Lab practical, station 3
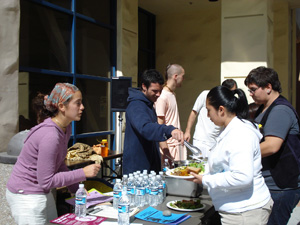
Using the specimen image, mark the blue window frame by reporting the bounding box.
[19,0,117,147]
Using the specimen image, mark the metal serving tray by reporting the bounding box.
[165,176,202,198]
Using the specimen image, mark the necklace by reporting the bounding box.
[54,118,67,129]
[165,85,175,95]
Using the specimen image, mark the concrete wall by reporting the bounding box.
[221,0,273,104]
[273,1,293,102]
[155,6,221,132]
[0,1,19,221]
[153,0,296,133]
[0,0,20,152]
[116,0,138,83]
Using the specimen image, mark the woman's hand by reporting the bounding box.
[83,163,101,177]
[188,172,203,185]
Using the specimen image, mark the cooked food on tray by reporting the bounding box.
[170,199,203,209]
[171,162,205,176]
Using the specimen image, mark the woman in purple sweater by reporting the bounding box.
[6,83,101,224]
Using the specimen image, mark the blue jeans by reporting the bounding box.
[267,188,300,225]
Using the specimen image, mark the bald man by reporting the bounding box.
[155,64,186,164]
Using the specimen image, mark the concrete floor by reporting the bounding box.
[0,163,16,225]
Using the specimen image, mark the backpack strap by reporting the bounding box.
[258,95,300,131]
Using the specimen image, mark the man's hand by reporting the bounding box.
[171,129,184,144]
[83,163,101,177]
[184,110,198,142]
[184,132,191,142]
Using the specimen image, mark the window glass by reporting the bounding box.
[19,0,116,146]
[44,0,71,9]
[138,9,155,86]
[76,78,109,134]
[19,1,72,72]
[76,19,111,77]
[138,12,150,50]
[77,0,111,24]
[19,72,72,130]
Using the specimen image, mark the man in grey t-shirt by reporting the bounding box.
[245,66,300,225]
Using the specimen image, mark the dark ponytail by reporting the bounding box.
[207,86,249,120]
[32,93,57,124]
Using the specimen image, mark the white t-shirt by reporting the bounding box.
[192,90,221,154]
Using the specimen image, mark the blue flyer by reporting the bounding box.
[135,207,191,224]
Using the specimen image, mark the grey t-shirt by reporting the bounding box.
[255,104,299,190]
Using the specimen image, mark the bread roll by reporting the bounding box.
[187,166,201,174]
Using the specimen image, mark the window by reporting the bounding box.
[138,8,156,87]
[19,0,117,146]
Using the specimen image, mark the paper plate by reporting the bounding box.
[166,200,206,212]
[165,168,194,179]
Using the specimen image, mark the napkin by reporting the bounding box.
[65,188,113,208]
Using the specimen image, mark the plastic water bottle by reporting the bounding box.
[156,175,164,204]
[75,183,87,217]
[163,159,170,173]
[118,186,130,225]
[159,171,167,200]
[135,176,145,207]
[127,174,136,207]
[113,179,123,209]
[149,175,158,206]
[122,174,128,188]
[143,174,149,205]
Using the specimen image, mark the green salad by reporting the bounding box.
[170,199,203,209]
[188,162,205,172]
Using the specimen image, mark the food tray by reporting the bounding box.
[165,176,202,198]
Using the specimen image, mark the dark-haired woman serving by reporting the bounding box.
[190,86,273,225]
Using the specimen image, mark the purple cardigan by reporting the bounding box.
[7,118,86,194]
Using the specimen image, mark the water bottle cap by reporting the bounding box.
[79,183,84,188]
[116,178,121,182]
[123,174,128,178]
[165,159,168,162]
